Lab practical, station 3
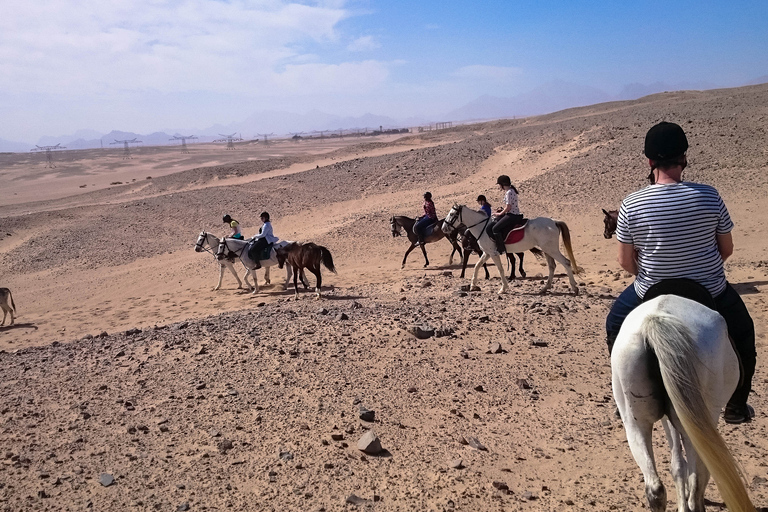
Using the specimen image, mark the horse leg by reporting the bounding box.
[470,253,489,290]
[263,265,271,285]
[448,238,462,266]
[517,252,526,278]
[614,378,667,512]
[661,417,691,512]
[541,254,556,294]
[292,266,300,299]
[401,243,417,269]
[420,243,429,268]
[548,249,579,294]
[489,253,509,294]
[215,264,225,290]
[300,269,310,289]
[247,269,260,294]
[312,266,322,299]
[507,252,515,281]
[460,247,470,278]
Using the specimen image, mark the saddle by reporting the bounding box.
[246,241,274,262]
[503,220,528,245]
[423,220,440,238]
[643,278,743,385]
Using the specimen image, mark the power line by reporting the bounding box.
[170,135,198,153]
[213,133,243,150]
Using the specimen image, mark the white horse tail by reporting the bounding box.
[554,220,583,274]
[642,313,755,512]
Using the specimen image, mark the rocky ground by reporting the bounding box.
[2,84,768,511]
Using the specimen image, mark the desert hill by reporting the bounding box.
[1,84,767,511]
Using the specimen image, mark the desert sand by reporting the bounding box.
[1,85,767,511]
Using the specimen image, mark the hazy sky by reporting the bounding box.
[2,0,767,142]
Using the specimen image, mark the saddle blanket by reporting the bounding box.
[504,221,528,245]
[246,241,274,262]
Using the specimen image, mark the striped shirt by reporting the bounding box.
[616,182,733,299]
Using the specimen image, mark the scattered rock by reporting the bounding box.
[336,313,349,321]
[488,342,502,354]
[359,406,375,422]
[464,436,487,451]
[217,439,234,454]
[473,385,485,392]
[346,494,370,506]
[177,503,190,511]
[125,328,141,336]
[407,325,435,339]
[357,431,382,455]
[492,481,509,491]
[449,458,464,469]
[530,340,548,347]
[317,308,328,315]
[516,379,531,390]
[407,386,417,393]
[99,473,114,487]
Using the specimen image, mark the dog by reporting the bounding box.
[0,288,16,326]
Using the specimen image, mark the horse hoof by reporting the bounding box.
[572,287,580,296]
[470,285,481,292]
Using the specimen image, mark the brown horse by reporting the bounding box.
[390,215,462,268]
[276,242,337,299]
[602,209,618,239]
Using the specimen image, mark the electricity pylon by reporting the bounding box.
[213,133,242,150]
[31,143,66,168]
[170,135,198,153]
[110,138,142,159]
[257,133,275,145]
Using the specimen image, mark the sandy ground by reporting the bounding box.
[1,85,768,511]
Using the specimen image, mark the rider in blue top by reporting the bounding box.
[476,195,492,217]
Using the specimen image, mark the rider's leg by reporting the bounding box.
[414,217,429,245]
[491,214,515,254]
[715,283,756,422]
[605,284,642,354]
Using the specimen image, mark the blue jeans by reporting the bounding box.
[413,216,435,242]
[606,282,756,408]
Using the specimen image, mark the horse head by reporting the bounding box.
[195,231,207,252]
[602,209,618,239]
[275,244,290,268]
[442,204,462,234]
[215,238,228,260]
[390,216,402,237]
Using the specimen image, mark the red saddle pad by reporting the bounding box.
[504,224,526,245]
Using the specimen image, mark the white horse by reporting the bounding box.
[216,237,306,294]
[612,295,754,512]
[194,231,255,291]
[442,204,581,295]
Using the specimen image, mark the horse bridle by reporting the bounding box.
[196,232,217,257]
[216,237,244,261]
[444,205,490,236]
[390,217,402,237]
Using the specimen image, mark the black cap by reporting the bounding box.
[644,122,688,161]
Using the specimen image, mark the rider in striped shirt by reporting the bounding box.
[606,122,756,424]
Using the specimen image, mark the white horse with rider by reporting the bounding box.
[194,231,255,291]
[216,237,307,294]
[442,204,581,295]
[612,291,755,511]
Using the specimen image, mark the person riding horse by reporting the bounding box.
[413,192,438,246]
[606,121,756,424]
[486,175,524,255]
[248,211,278,270]
[223,214,244,240]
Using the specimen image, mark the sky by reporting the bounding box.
[1,0,767,142]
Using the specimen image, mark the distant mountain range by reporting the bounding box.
[2,77,766,153]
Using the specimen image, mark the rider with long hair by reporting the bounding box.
[606,121,756,424]
[223,214,244,240]
[486,175,524,254]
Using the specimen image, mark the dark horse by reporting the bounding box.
[276,242,337,299]
[390,215,462,268]
[602,209,618,239]
[459,231,542,280]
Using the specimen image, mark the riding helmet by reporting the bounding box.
[260,211,270,221]
[496,175,511,187]
[423,191,432,200]
[222,214,232,223]
[644,122,688,161]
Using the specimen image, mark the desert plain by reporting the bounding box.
[1,85,768,511]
